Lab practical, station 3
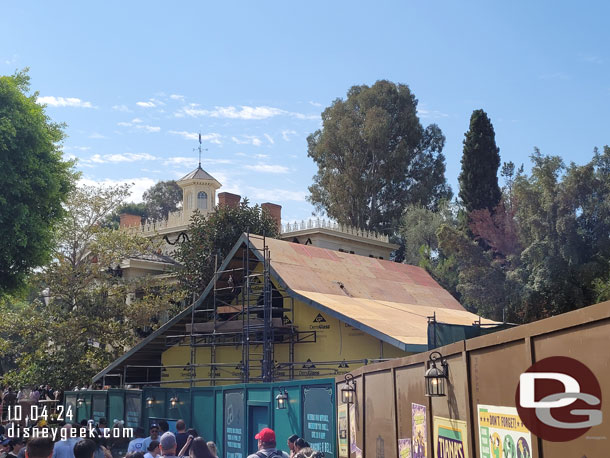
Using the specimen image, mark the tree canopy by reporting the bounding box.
[458,109,502,213]
[175,199,279,296]
[142,180,182,220]
[0,70,75,293]
[307,80,452,234]
[433,146,610,322]
[0,184,180,388]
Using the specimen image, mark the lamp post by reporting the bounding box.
[424,351,449,397]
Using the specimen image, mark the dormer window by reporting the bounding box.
[197,191,208,210]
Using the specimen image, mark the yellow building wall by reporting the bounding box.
[161,292,410,387]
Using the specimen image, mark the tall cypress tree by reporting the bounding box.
[458,109,502,213]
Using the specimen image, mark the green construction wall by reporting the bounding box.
[65,378,335,458]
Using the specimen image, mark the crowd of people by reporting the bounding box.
[1,384,324,458]
[0,414,323,458]
[1,387,63,421]
[248,429,322,458]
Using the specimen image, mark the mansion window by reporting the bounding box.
[197,191,208,210]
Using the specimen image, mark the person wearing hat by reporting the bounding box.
[158,432,180,458]
[142,424,161,452]
[247,428,289,458]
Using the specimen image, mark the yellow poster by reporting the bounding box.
[349,404,357,452]
[433,416,469,458]
[338,404,348,457]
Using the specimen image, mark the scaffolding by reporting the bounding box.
[117,233,385,387]
[169,232,302,386]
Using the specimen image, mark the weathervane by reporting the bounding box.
[194,132,208,168]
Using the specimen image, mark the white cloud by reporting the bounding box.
[63,145,91,152]
[175,104,319,120]
[78,177,156,203]
[168,130,222,144]
[282,129,298,141]
[164,156,233,167]
[112,104,131,112]
[89,132,107,139]
[139,125,161,133]
[244,163,290,174]
[264,133,274,144]
[539,72,571,80]
[136,101,156,108]
[37,96,94,108]
[232,135,262,146]
[247,187,306,201]
[170,94,185,100]
[309,101,323,107]
[582,55,603,64]
[418,108,449,119]
[117,121,160,133]
[88,153,157,164]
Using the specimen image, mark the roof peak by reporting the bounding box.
[178,164,221,184]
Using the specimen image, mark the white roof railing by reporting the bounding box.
[281,218,389,243]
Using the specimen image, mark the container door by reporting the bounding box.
[248,405,269,453]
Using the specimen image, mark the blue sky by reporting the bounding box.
[2,1,609,224]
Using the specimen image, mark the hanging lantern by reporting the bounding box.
[341,374,356,404]
[424,351,449,397]
[275,388,288,410]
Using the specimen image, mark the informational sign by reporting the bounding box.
[398,438,412,458]
[412,403,427,458]
[349,404,357,453]
[225,391,245,458]
[433,417,469,458]
[303,386,334,457]
[125,394,141,428]
[92,394,106,423]
[478,405,532,458]
[338,404,348,457]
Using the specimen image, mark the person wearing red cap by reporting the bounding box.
[246,428,289,458]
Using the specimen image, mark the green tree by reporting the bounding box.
[175,199,279,295]
[458,109,502,213]
[400,202,455,265]
[143,180,182,220]
[0,184,180,388]
[307,80,452,234]
[438,146,610,323]
[0,69,75,293]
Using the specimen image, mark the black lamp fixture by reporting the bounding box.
[424,351,449,397]
[146,396,155,408]
[170,396,179,408]
[341,373,356,404]
[275,387,288,410]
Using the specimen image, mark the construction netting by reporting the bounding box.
[427,319,517,350]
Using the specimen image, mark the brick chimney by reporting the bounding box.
[218,192,241,208]
[119,213,143,228]
[262,202,282,233]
